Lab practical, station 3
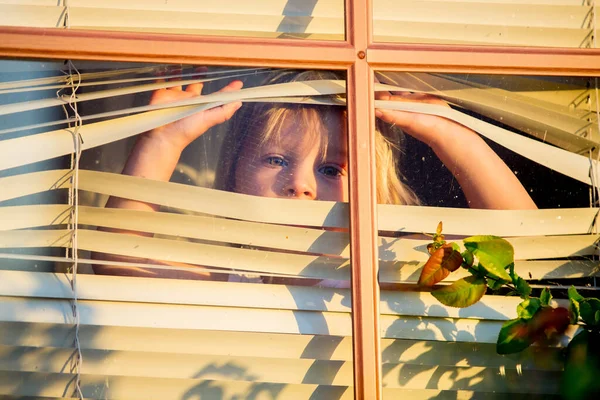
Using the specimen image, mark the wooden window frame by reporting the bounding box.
[0,1,599,398]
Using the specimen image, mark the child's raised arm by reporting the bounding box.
[375,92,537,210]
[107,80,243,212]
[93,80,243,278]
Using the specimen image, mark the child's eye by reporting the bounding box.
[319,164,344,177]
[265,156,288,167]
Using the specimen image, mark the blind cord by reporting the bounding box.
[65,59,84,400]
[63,0,70,29]
[62,1,83,397]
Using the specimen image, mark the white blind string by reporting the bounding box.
[63,0,71,29]
[62,1,82,396]
[65,59,84,400]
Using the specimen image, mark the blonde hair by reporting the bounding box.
[214,70,419,205]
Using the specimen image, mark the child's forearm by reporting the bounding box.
[93,135,182,273]
[431,123,537,210]
[105,135,182,212]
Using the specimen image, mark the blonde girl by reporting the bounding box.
[214,69,419,206]
[95,69,535,278]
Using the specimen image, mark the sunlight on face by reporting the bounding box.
[234,111,348,202]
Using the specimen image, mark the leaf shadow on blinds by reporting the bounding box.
[0,62,598,398]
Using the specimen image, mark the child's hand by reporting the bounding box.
[374,91,477,151]
[144,80,243,152]
[110,78,243,207]
[374,90,536,210]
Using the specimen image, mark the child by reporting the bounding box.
[95,69,536,279]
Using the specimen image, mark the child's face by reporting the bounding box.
[234,111,348,202]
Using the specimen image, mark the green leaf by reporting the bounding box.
[568,286,584,325]
[427,221,446,254]
[568,286,585,303]
[418,244,463,287]
[479,263,512,284]
[517,298,542,320]
[514,276,532,299]
[528,307,570,341]
[540,287,552,306]
[463,235,513,283]
[579,299,600,327]
[461,250,474,268]
[496,318,534,354]
[431,276,487,308]
[569,298,580,325]
[561,330,600,400]
[508,262,516,281]
[488,277,504,291]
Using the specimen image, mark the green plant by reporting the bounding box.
[420,222,600,398]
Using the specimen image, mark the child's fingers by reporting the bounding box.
[388,91,449,107]
[167,67,184,91]
[374,90,392,101]
[201,101,243,129]
[185,82,203,96]
[375,108,413,127]
[189,80,243,131]
[218,80,244,93]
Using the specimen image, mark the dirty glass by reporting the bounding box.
[374,71,599,398]
[0,60,355,398]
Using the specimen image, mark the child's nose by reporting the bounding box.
[283,171,317,200]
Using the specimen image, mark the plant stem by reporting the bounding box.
[466,266,517,291]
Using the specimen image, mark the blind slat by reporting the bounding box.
[0,345,356,386]
[5,169,596,235]
[4,203,597,257]
[375,24,591,48]
[0,0,343,17]
[0,5,63,28]
[0,270,579,321]
[377,73,598,154]
[380,259,599,283]
[374,1,590,28]
[0,371,354,400]
[0,344,562,392]
[1,228,594,281]
[0,296,581,344]
[0,321,565,370]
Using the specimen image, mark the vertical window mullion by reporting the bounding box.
[346,0,381,399]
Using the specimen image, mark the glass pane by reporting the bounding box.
[0,60,353,398]
[0,0,345,41]
[374,71,599,398]
[373,0,596,48]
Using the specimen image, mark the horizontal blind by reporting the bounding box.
[376,71,600,169]
[373,0,596,48]
[0,62,597,398]
[0,0,595,48]
[0,274,572,397]
[0,0,345,40]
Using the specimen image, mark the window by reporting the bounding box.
[374,71,598,397]
[0,1,598,399]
